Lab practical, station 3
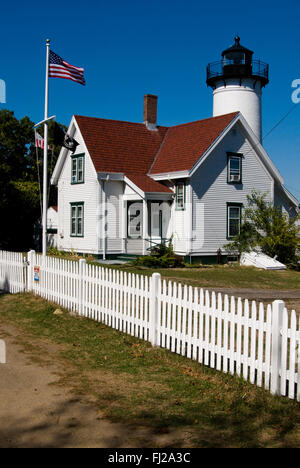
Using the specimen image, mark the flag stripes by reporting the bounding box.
[49,50,85,85]
[35,131,51,150]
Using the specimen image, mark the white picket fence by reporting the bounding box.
[1,249,300,402]
[28,251,152,342]
[0,250,26,293]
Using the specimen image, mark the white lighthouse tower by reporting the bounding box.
[206,36,269,142]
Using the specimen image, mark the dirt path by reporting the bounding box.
[203,288,300,314]
[0,321,184,448]
[204,287,300,300]
[160,282,300,312]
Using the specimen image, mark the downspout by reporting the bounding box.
[187,181,193,262]
[143,198,148,255]
[101,179,107,260]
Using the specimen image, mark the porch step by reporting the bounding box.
[93,259,129,265]
[115,254,140,262]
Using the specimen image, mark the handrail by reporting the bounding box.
[206,59,269,81]
[145,238,169,252]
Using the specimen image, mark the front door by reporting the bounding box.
[126,200,171,254]
[126,201,143,254]
[149,201,171,241]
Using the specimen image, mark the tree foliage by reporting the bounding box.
[225,191,300,265]
[0,109,64,251]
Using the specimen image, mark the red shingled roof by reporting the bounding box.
[75,115,168,174]
[126,173,172,193]
[149,112,238,174]
[74,112,238,193]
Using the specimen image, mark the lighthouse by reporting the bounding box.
[206,36,269,142]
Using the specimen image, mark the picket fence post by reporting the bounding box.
[27,250,35,292]
[270,299,284,396]
[78,258,86,316]
[149,272,161,347]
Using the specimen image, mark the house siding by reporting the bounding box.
[190,123,273,256]
[171,183,190,254]
[274,183,298,219]
[57,128,99,254]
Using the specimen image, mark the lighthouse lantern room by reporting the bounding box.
[206,36,269,142]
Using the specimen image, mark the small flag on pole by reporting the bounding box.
[53,122,79,154]
[49,50,85,85]
[35,130,52,150]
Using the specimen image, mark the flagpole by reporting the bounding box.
[42,38,50,257]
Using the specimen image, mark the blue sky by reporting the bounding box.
[1,0,300,200]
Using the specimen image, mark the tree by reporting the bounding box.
[0,109,34,179]
[0,109,65,251]
[224,191,300,265]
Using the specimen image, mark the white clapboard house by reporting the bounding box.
[51,37,299,263]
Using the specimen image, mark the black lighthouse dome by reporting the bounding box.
[222,35,253,64]
[206,36,269,88]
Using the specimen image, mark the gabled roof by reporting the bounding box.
[74,115,168,175]
[74,115,172,194]
[125,173,172,194]
[149,112,238,175]
[73,113,239,193]
[52,109,298,205]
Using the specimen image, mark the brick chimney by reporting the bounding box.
[143,94,158,130]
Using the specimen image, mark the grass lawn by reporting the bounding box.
[49,251,300,290]
[48,255,300,313]
[1,292,300,448]
[113,264,300,290]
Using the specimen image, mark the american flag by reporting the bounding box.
[35,131,52,150]
[49,50,85,85]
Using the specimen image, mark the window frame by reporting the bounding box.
[127,201,143,239]
[175,182,186,211]
[226,202,242,239]
[227,152,243,184]
[224,52,246,65]
[71,153,85,184]
[149,202,163,239]
[70,202,84,237]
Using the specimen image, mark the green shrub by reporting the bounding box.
[225,191,300,266]
[132,239,184,268]
[47,247,72,257]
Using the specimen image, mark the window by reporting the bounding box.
[224,52,245,65]
[127,202,142,238]
[71,154,85,184]
[227,203,242,238]
[175,182,185,210]
[150,202,162,238]
[70,202,84,237]
[227,153,242,184]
